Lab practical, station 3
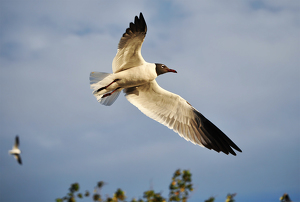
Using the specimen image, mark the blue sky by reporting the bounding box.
[0,0,299,202]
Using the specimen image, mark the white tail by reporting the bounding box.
[90,72,121,106]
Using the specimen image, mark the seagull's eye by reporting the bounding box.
[162,65,165,68]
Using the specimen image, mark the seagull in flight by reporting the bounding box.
[9,135,22,165]
[90,13,242,155]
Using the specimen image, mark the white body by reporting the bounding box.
[9,136,22,164]
[91,63,157,95]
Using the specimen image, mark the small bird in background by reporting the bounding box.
[9,135,22,165]
[90,13,242,155]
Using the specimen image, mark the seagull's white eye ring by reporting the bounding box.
[162,65,165,68]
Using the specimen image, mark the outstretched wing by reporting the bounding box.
[15,154,22,165]
[112,12,147,73]
[14,135,19,149]
[124,80,242,155]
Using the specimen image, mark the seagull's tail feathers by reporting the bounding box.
[90,72,111,83]
[89,72,121,106]
[98,88,121,106]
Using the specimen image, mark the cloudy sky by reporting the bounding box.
[0,0,299,202]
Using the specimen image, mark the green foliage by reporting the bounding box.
[204,193,237,202]
[56,169,193,202]
[225,193,236,202]
[56,181,108,202]
[204,197,215,202]
[280,193,292,202]
[56,169,293,202]
[169,169,193,202]
[142,190,166,202]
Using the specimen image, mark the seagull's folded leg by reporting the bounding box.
[102,87,121,98]
[95,79,120,94]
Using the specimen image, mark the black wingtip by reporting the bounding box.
[15,135,20,146]
[137,12,147,33]
[121,13,147,37]
[192,108,242,156]
[139,12,145,23]
[118,13,147,50]
[133,12,147,34]
[18,157,22,165]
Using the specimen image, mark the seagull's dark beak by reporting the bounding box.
[168,69,177,73]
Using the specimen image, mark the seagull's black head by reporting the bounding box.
[155,63,177,76]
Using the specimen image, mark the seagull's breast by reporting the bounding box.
[115,63,157,88]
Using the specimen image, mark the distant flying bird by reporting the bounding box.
[9,135,22,165]
[90,13,242,155]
